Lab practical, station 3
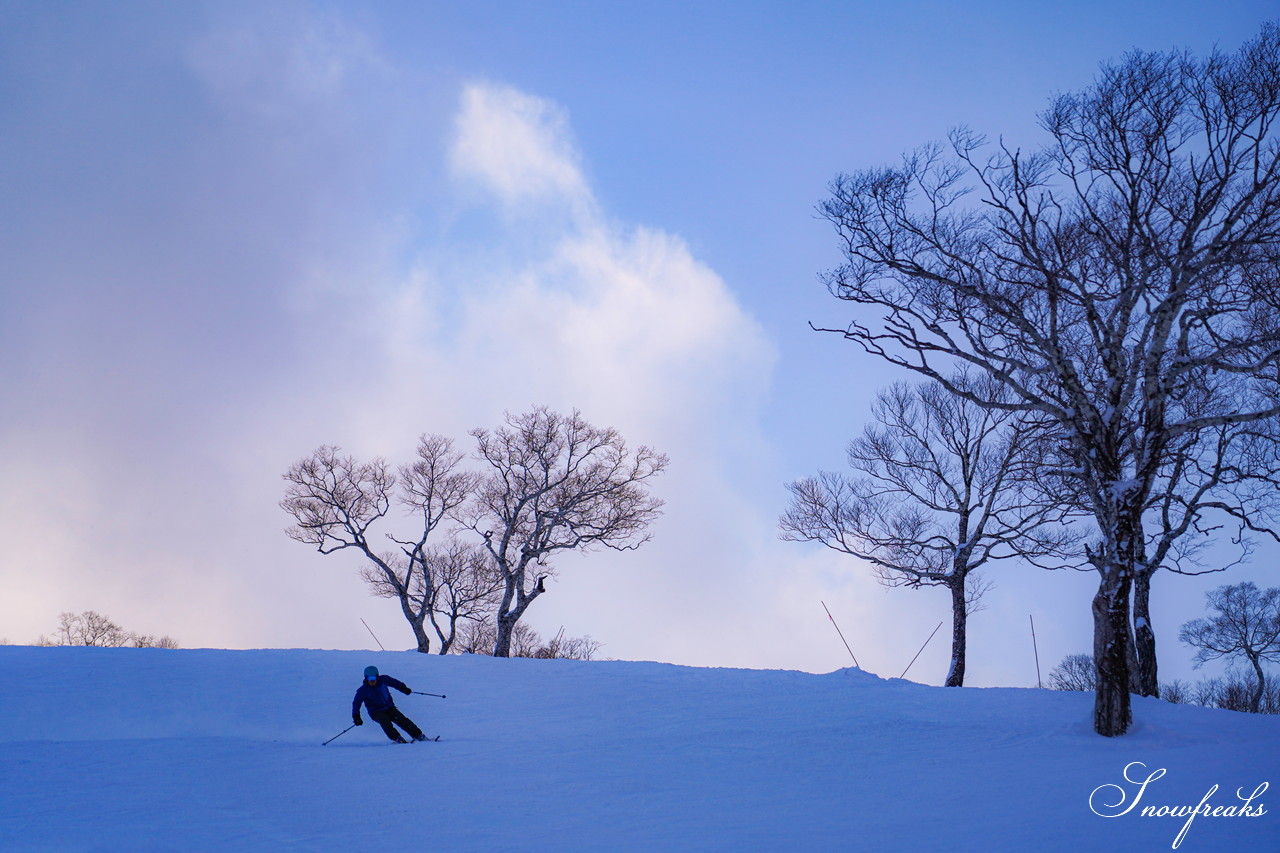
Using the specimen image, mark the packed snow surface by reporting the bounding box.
[0,647,1276,851]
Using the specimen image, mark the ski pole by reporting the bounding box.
[412,691,446,698]
[323,723,357,746]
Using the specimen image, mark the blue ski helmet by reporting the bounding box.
[364,665,379,680]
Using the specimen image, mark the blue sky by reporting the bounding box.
[2,1,1276,686]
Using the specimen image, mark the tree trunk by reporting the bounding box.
[1124,618,1141,694]
[493,611,516,657]
[399,598,431,654]
[437,619,456,656]
[410,620,431,654]
[492,565,542,657]
[1131,569,1158,697]
[945,577,967,687]
[1093,566,1134,737]
[1249,653,1266,714]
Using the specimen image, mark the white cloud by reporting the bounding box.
[0,28,782,667]
[440,83,773,437]
[348,82,781,665]
[449,83,595,218]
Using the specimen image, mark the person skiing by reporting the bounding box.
[352,665,427,743]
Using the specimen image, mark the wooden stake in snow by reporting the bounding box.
[821,601,860,668]
[1030,615,1043,689]
[361,618,386,652]
[899,621,943,680]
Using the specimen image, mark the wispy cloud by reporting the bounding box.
[450,83,594,216]
[439,83,772,433]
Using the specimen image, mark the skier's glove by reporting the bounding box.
[399,685,412,695]
[353,715,363,726]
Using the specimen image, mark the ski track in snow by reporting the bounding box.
[0,647,1276,851]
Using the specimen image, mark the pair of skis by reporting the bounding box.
[322,728,441,746]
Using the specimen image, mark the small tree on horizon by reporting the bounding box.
[1047,653,1098,692]
[1180,582,1280,714]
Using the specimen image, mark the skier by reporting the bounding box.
[352,665,427,743]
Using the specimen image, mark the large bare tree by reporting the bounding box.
[781,375,1076,686]
[464,407,668,657]
[281,436,492,653]
[815,26,1280,734]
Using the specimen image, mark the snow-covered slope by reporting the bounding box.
[0,646,1275,851]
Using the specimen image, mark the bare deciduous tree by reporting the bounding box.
[282,436,491,653]
[1048,653,1098,692]
[1034,402,1280,698]
[815,26,1280,734]
[465,407,667,657]
[1180,582,1280,713]
[131,634,181,649]
[782,375,1076,686]
[58,610,131,647]
[361,538,499,655]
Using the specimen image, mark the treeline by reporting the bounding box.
[1045,581,1280,715]
[1051,654,1280,715]
[18,611,180,649]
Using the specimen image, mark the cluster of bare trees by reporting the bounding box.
[34,611,179,649]
[1051,581,1280,715]
[1180,582,1280,713]
[795,23,1280,735]
[453,621,604,660]
[282,406,666,657]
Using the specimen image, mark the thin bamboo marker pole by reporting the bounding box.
[821,601,860,668]
[361,618,387,652]
[1030,615,1043,688]
[899,620,943,680]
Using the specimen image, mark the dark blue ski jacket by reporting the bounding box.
[352,675,410,718]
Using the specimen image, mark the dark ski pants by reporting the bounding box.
[369,706,423,742]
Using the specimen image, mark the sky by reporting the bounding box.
[1,0,1277,687]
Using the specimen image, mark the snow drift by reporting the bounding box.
[0,646,1275,851]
